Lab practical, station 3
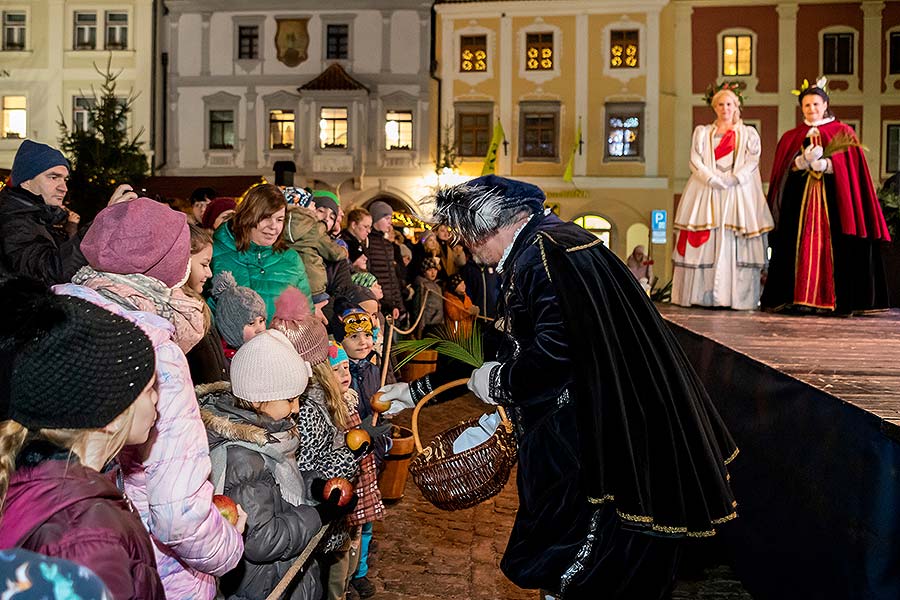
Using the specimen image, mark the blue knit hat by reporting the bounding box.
[328,342,348,367]
[11,140,70,187]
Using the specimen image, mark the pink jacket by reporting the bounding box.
[55,283,244,599]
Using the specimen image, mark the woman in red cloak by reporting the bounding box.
[761,78,890,314]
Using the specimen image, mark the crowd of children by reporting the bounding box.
[0,178,495,600]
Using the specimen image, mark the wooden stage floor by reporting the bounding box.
[658,304,900,432]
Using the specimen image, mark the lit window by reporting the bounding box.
[385,110,413,151]
[269,110,294,150]
[886,124,900,173]
[573,214,612,248]
[73,97,96,132]
[520,110,557,158]
[722,34,751,76]
[610,30,639,69]
[209,110,234,149]
[2,96,26,139]
[319,107,348,149]
[460,35,487,72]
[526,33,553,71]
[74,12,97,50]
[105,12,127,50]
[238,26,259,60]
[326,24,349,60]
[605,102,643,160]
[823,32,854,75]
[2,12,26,51]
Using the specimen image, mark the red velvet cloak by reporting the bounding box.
[767,120,891,242]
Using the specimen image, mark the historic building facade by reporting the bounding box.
[159,0,433,212]
[0,0,154,169]
[434,0,672,263]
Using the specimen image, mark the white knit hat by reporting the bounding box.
[231,330,312,402]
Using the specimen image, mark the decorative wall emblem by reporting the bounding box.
[275,18,310,67]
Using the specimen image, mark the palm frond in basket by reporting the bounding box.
[823,131,868,158]
[393,321,483,370]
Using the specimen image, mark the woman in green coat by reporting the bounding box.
[212,184,312,323]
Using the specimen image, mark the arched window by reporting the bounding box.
[573,214,613,248]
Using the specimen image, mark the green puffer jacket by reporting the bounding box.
[212,222,313,323]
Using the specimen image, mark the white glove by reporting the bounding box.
[794,155,810,171]
[708,176,728,190]
[809,158,830,173]
[467,361,501,405]
[804,144,824,162]
[378,383,414,415]
[722,173,739,187]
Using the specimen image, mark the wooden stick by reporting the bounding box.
[264,524,329,600]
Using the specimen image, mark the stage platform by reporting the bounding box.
[658,305,900,600]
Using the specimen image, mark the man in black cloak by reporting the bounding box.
[380,175,738,599]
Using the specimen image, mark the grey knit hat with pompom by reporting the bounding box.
[210,271,267,348]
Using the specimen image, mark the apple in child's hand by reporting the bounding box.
[213,494,239,526]
[345,428,372,452]
[323,477,355,507]
[369,392,392,414]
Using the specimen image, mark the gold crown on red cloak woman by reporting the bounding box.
[703,81,746,106]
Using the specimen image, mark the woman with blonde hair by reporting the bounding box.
[0,278,164,599]
[211,183,313,323]
[672,83,774,309]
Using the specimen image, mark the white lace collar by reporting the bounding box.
[803,117,835,127]
[497,211,543,273]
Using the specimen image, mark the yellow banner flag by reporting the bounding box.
[481,120,505,176]
[563,120,582,182]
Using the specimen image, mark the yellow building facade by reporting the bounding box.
[434,0,675,276]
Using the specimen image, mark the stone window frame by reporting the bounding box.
[602,19,647,83]
[518,100,561,162]
[818,26,859,92]
[455,24,494,86]
[454,101,494,159]
[203,91,241,153]
[233,15,265,68]
[262,90,301,154]
[517,19,561,85]
[716,28,759,95]
[2,9,28,52]
[320,13,356,67]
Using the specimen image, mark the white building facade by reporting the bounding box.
[0,0,154,170]
[160,0,434,211]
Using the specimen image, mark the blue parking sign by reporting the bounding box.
[651,210,667,244]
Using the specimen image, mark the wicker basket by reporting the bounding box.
[408,379,517,511]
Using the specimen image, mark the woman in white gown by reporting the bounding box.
[672,84,774,310]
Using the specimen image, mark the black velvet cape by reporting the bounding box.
[537,221,738,537]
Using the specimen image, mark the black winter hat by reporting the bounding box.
[0,277,156,430]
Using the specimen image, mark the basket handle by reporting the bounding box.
[410,378,511,453]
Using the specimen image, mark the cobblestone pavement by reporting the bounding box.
[367,392,754,600]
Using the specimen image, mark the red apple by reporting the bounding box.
[345,428,371,452]
[369,391,391,414]
[213,494,238,526]
[323,477,354,507]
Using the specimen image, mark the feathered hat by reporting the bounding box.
[430,175,545,247]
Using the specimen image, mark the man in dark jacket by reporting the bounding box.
[0,139,136,284]
[364,200,405,320]
[379,175,739,600]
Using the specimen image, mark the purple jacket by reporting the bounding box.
[0,456,165,600]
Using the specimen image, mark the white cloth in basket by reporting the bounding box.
[452,412,501,454]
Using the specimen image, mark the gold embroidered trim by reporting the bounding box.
[566,238,604,252]
[537,236,552,284]
[710,511,739,525]
[588,495,615,504]
[724,447,740,465]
